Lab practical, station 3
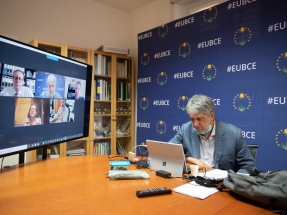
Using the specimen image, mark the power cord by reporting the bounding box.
[128,145,149,169]
[135,160,150,169]
[128,144,148,162]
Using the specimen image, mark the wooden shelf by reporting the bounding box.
[91,50,134,156]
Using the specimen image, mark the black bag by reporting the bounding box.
[223,170,287,213]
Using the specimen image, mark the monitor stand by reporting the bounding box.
[18,145,48,165]
[19,152,25,164]
[42,146,48,160]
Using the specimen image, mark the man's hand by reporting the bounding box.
[186,157,213,171]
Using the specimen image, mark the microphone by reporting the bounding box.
[182,174,195,180]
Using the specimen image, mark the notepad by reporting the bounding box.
[173,181,219,199]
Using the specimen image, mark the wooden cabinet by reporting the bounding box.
[91,51,134,155]
[29,39,66,56]
[27,39,92,162]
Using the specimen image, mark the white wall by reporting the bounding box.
[0,0,130,50]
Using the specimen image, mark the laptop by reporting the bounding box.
[146,140,188,176]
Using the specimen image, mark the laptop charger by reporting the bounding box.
[128,152,135,162]
[156,170,171,178]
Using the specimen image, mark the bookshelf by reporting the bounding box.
[28,39,92,162]
[90,50,134,156]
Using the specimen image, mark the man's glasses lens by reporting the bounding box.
[13,77,23,80]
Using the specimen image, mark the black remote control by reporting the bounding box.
[136,187,172,197]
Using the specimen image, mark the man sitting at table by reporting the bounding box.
[169,94,256,172]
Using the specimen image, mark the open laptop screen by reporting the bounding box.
[146,140,188,176]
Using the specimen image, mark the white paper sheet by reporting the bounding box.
[173,181,219,199]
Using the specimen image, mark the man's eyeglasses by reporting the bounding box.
[13,77,23,81]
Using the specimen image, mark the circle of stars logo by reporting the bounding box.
[276,52,287,73]
[37,86,41,93]
[140,97,149,110]
[233,93,251,112]
[178,42,191,57]
[157,72,168,86]
[158,24,168,38]
[156,120,166,134]
[275,129,287,150]
[178,96,188,111]
[141,53,150,65]
[202,64,217,81]
[203,7,218,23]
[234,27,252,46]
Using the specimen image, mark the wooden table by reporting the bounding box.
[0,156,273,215]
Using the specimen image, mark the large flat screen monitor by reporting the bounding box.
[0,35,92,157]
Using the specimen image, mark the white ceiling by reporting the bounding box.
[92,0,201,12]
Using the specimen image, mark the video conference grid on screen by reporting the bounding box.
[0,35,92,157]
[1,63,86,99]
[0,63,86,127]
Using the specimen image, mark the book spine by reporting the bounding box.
[96,79,101,100]
[97,54,102,75]
[101,56,106,75]
[123,82,127,101]
[94,54,98,74]
[120,82,123,101]
[124,60,127,78]
[127,83,131,101]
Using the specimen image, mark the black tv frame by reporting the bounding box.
[0,35,93,162]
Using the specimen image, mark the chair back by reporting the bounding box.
[247,144,259,160]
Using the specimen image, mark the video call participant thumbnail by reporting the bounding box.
[24,104,42,126]
[70,81,84,100]
[50,99,69,123]
[2,70,34,97]
[40,74,62,98]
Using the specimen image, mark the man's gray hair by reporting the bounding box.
[13,69,24,77]
[186,94,215,116]
[46,74,57,85]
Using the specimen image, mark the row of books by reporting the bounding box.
[94,54,111,76]
[2,64,37,78]
[2,64,25,76]
[117,82,131,101]
[94,141,110,155]
[93,141,128,156]
[94,79,131,101]
[116,141,127,156]
[93,54,132,78]
[116,60,131,78]
[66,148,86,156]
[94,79,111,100]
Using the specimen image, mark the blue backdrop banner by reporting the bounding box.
[137,0,287,172]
